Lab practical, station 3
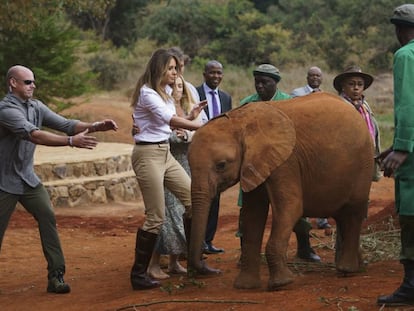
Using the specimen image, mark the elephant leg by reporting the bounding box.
[334,201,367,274]
[234,186,268,289]
[265,178,301,290]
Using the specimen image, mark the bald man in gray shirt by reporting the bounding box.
[0,65,118,294]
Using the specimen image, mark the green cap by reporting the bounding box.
[253,64,281,82]
[391,4,414,27]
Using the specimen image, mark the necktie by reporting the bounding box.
[312,88,321,93]
[209,90,220,117]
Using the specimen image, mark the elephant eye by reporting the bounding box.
[215,161,226,171]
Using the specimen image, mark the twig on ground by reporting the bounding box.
[115,299,262,310]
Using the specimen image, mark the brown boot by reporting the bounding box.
[130,229,160,290]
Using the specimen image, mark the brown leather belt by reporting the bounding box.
[136,140,169,145]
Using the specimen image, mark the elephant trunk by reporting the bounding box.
[187,189,221,276]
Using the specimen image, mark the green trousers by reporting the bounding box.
[0,183,65,279]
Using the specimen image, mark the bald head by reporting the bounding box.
[203,60,223,89]
[7,65,33,81]
[204,60,222,72]
[6,65,36,100]
[307,66,322,76]
[307,66,323,89]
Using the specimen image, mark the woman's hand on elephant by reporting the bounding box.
[382,150,409,177]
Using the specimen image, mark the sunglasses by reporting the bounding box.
[13,77,35,85]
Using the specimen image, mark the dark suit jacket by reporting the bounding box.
[196,85,232,119]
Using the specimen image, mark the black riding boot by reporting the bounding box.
[294,218,321,262]
[130,228,160,290]
[183,217,221,275]
[377,261,414,305]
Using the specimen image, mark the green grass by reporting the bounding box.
[376,113,394,149]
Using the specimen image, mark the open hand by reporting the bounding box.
[188,100,208,120]
[72,129,98,149]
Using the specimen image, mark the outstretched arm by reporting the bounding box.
[29,119,118,149]
[30,129,97,149]
[74,119,118,134]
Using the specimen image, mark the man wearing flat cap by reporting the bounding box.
[377,4,414,307]
[240,64,290,104]
[237,64,322,263]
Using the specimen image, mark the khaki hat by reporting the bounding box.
[390,4,414,27]
[253,64,281,82]
[333,65,374,93]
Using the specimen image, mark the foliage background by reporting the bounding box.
[0,0,402,146]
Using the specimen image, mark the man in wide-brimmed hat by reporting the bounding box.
[377,4,414,307]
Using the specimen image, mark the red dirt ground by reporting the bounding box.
[0,177,405,311]
[0,95,404,310]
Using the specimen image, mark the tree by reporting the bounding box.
[65,0,149,46]
[0,0,94,101]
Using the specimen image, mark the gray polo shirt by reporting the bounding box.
[0,93,79,194]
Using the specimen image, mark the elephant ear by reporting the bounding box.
[240,107,296,192]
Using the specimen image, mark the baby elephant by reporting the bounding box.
[187,92,374,290]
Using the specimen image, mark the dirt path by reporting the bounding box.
[0,178,403,311]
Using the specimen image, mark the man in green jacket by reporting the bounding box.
[237,64,321,263]
[377,4,414,306]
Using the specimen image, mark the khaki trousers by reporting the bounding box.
[131,144,191,234]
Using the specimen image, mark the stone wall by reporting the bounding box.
[34,144,141,208]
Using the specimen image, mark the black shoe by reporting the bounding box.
[297,250,321,262]
[47,271,71,294]
[203,244,224,254]
[131,274,160,290]
[377,292,414,306]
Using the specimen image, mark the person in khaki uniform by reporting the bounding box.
[377,4,414,306]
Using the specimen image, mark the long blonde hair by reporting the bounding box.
[174,74,196,115]
[130,49,180,107]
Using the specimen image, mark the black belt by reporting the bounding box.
[136,140,169,145]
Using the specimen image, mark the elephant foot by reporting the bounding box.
[267,269,295,291]
[234,271,261,289]
[336,258,361,274]
[187,261,221,278]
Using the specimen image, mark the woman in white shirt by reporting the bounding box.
[129,49,208,290]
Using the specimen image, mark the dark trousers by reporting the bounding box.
[0,184,65,279]
[205,194,220,245]
[400,215,414,262]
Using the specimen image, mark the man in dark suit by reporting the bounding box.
[196,60,232,254]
